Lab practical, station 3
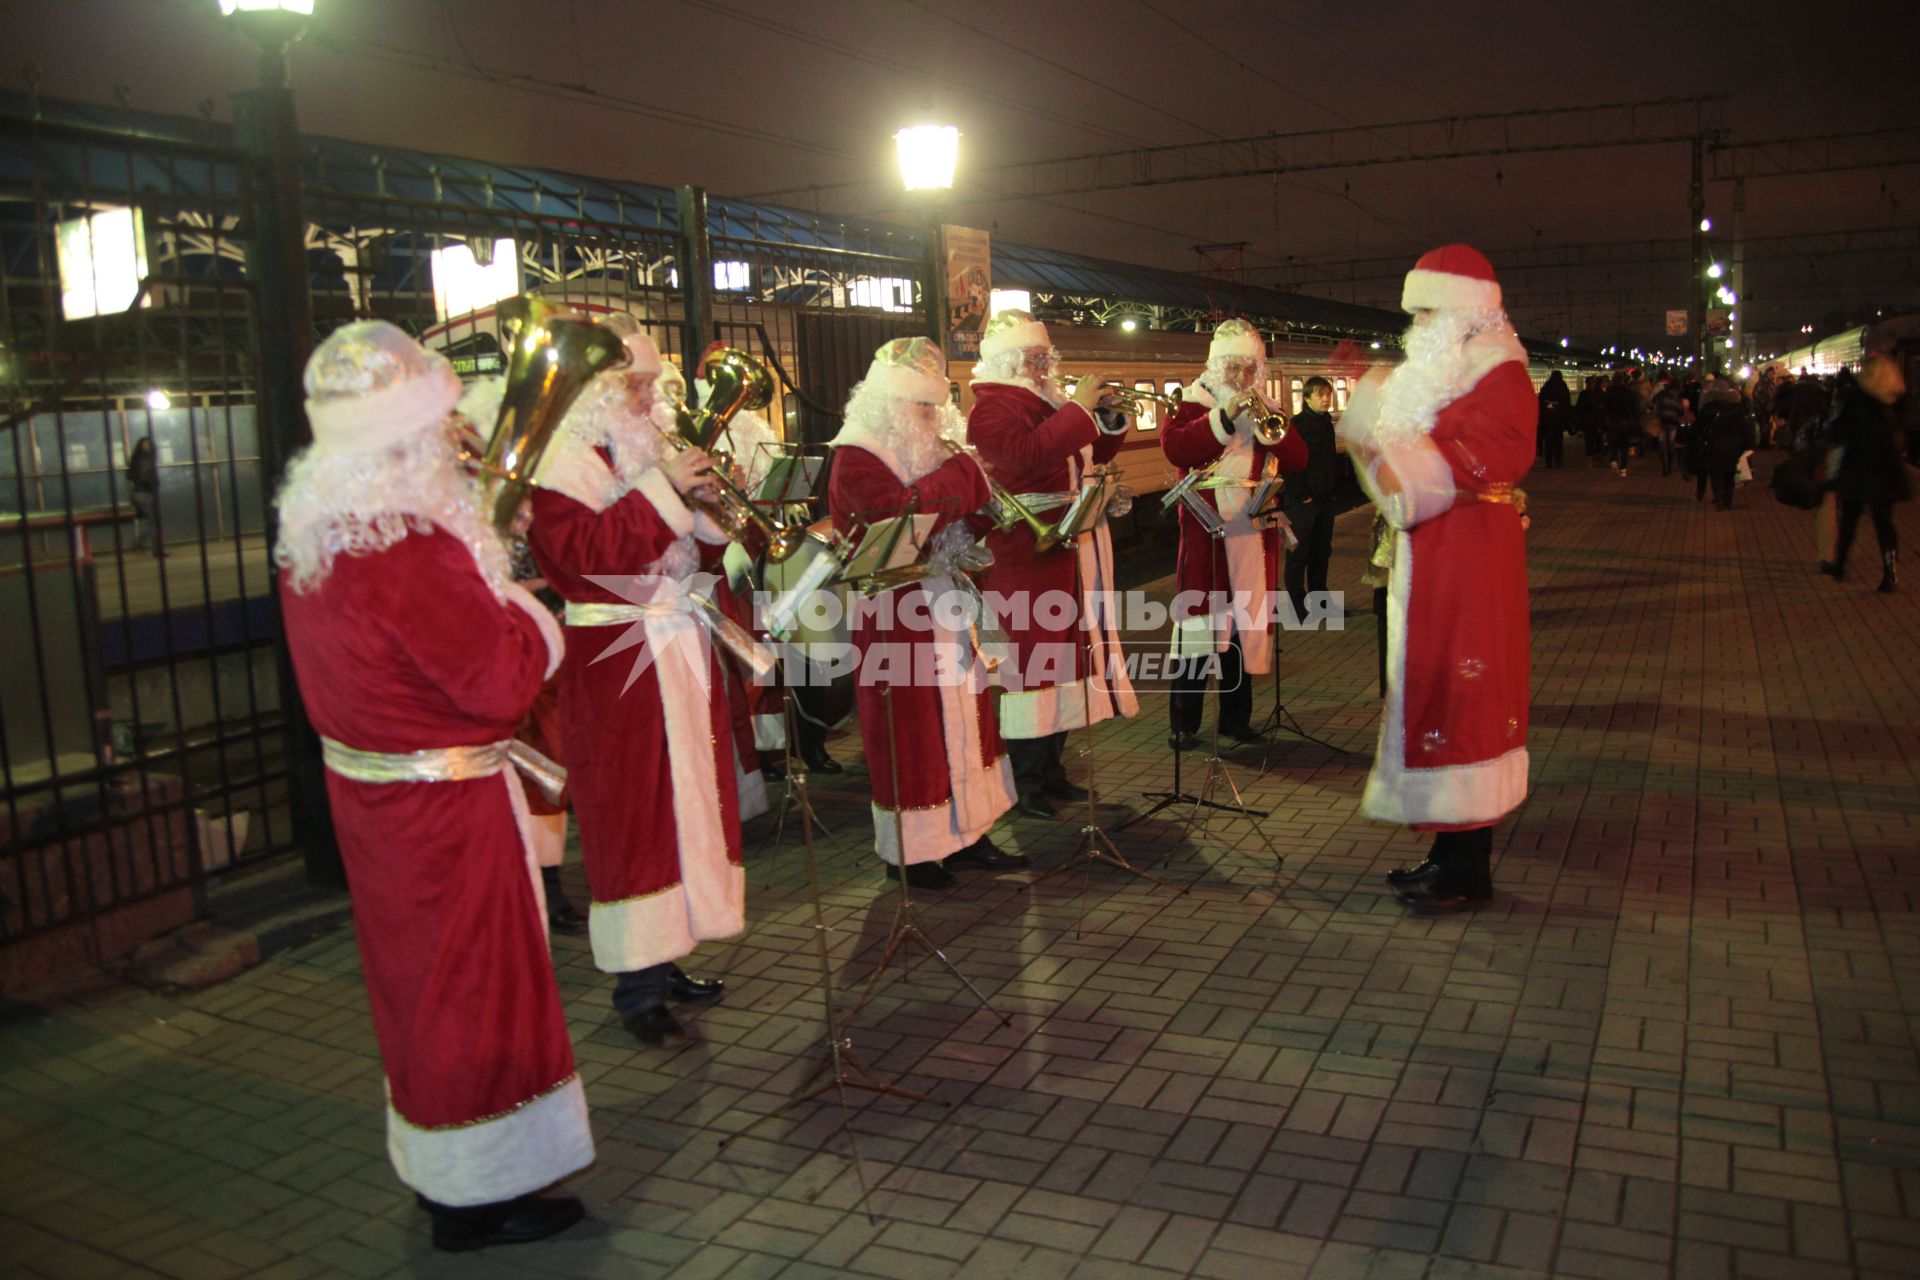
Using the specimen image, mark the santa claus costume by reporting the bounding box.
[827,338,1023,888]
[526,330,740,1046]
[275,322,592,1250]
[966,310,1138,816]
[1336,245,1534,911]
[1160,319,1308,746]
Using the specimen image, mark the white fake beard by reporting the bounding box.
[274,424,510,595]
[973,346,1068,407]
[840,381,966,483]
[1370,307,1510,449]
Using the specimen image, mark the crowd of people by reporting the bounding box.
[1538,356,1914,591]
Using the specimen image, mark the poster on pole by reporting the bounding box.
[942,224,990,361]
[1705,308,1731,335]
[1665,310,1689,337]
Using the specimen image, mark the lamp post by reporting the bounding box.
[896,123,958,349]
[220,0,338,886]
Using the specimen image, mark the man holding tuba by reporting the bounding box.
[827,338,1023,886]
[1160,319,1308,749]
[967,309,1138,818]
[275,322,592,1250]
[525,327,741,1048]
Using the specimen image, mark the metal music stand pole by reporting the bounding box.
[848,682,1008,1025]
[1255,575,1359,761]
[1028,477,1170,893]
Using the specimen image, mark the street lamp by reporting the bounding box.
[896,121,959,348]
[218,0,315,88]
[1699,217,1712,232]
[1706,262,1723,280]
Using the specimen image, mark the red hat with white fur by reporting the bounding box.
[1401,244,1502,313]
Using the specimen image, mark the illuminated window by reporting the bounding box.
[1335,377,1349,410]
[1133,380,1157,431]
[57,207,150,320]
[989,288,1032,314]
[430,238,520,322]
[849,277,916,312]
[713,260,751,291]
[1290,377,1304,415]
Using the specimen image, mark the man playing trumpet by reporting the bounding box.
[526,327,740,1047]
[1160,319,1307,748]
[966,309,1138,818]
[827,337,1022,886]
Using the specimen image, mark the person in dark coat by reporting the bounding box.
[1697,381,1753,510]
[1652,376,1685,477]
[126,436,164,557]
[1602,373,1638,475]
[1536,370,1570,469]
[1574,376,1606,465]
[1824,354,1911,591]
[1282,375,1340,617]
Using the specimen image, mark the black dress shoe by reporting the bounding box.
[1168,731,1200,752]
[947,835,1031,871]
[1041,776,1089,801]
[540,869,589,937]
[1383,859,1440,887]
[1219,722,1266,745]
[622,1005,686,1048]
[885,860,956,890]
[1015,791,1058,819]
[425,1194,587,1252]
[667,968,724,1003]
[1390,863,1491,912]
[800,744,844,774]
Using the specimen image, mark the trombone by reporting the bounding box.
[938,437,1066,554]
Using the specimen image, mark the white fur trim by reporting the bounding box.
[978,319,1049,359]
[533,435,618,513]
[1361,526,1528,825]
[1401,269,1502,313]
[865,361,950,405]
[387,1075,594,1208]
[1209,406,1236,447]
[735,745,769,822]
[632,467,696,538]
[998,523,1138,737]
[306,363,461,458]
[624,333,663,377]
[1365,440,1457,531]
[1208,329,1266,361]
[754,713,787,751]
[528,810,568,869]
[501,583,565,679]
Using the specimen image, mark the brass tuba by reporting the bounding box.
[475,296,629,530]
[659,346,806,561]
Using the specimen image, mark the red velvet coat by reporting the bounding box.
[1351,347,1534,827]
[965,382,1138,737]
[280,528,592,1206]
[528,450,744,974]
[1160,390,1309,672]
[829,447,1013,862]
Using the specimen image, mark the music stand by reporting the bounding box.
[1025,465,1173,894]
[833,511,1009,1028]
[1254,489,1362,762]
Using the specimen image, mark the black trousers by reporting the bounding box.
[1007,731,1067,792]
[1428,827,1494,896]
[1169,633,1253,735]
[1835,498,1899,564]
[1709,465,1736,509]
[1542,428,1564,468]
[1283,501,1334,616]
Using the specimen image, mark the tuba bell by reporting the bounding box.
[474,296,629,530]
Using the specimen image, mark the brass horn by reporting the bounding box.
[475,296,629,530]
[1224,388,1290,446]
[939,438,1064,554]
[660,346,806,561]
[1065,379,1185,434]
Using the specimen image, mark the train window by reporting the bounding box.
[1132,380,1158,431]
[1335,377,1349,410]
[1290,377,1304,415]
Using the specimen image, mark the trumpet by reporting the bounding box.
[658,347,806,561]
[1064,380,1185,434]
[1223,388,1290,446]
[938,437,1065,554]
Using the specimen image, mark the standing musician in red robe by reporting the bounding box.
[966,310,1139,819]
[276,321,592,1250]
[827,338,1023,888]
[1160,319,1309,749]
[1337,245,1535,912]
[526,329,740,1046]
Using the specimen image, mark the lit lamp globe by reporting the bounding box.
[218,0,316,87]
[895,124,959,193]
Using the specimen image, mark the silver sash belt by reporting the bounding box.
[564,595,776,681]
[321,737,567,804]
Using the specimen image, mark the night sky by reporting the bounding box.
[9,0,1917,350]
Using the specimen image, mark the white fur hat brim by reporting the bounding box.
[1401,270,1502,312]
[1208,329,1266,361]
[865,361,950,404]
[978,318,1049,359]
[305,362,462,457]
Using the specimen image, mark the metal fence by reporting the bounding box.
[2,101,936,952]
[1,112,287,947]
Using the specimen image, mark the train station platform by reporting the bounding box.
[4,455,1918,1279]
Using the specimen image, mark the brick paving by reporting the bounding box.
[5,457,1920,1280]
